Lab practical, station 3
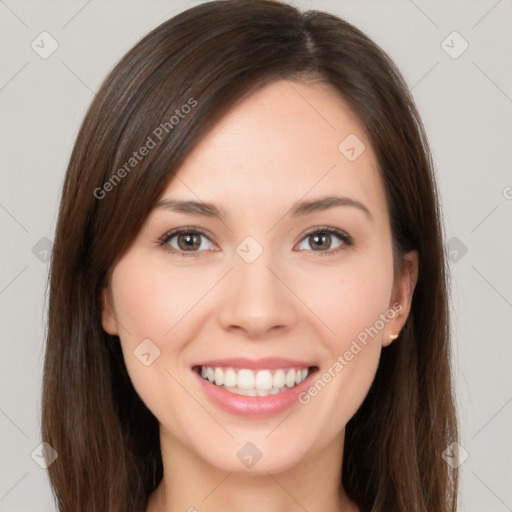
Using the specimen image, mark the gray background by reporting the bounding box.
[0,0,511,510]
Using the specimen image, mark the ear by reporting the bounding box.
[100,287,119,336]
[383,250,419,347]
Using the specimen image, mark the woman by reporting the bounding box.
[42,1,459,510]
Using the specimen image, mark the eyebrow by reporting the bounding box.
[154,195,373,222]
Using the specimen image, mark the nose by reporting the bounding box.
[217,254,298,339]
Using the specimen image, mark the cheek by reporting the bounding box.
[108,252,238,434]
[293,252,394,346]
[110,253,215,345]
[108,255,202,416]
[291,253,393,427]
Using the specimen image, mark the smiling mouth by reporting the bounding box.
[193,365,318,396]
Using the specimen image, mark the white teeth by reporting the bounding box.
[224,368,237,387]
[285,369,296,388]
[214,367,224,386]
[237,369,255,390]
[198,365,311,395]
[273,369,285,389]
[255,370,273,390]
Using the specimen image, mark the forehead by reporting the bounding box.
[161,79,387,224]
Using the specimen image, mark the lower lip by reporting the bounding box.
[193,368,317,418]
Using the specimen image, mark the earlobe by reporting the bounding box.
[383,330,400,347]
[383,250,419,347]
[100,288,119,335]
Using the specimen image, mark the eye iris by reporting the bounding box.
[178,233,201,251]
[310,233,330,251]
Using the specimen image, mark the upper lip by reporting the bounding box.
[192,357,316,370]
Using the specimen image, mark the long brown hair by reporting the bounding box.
[42,1,458,510]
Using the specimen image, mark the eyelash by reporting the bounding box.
[157,226,354,258]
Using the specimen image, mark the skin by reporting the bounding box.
[102,79,418,512]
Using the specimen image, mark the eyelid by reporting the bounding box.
[299,225,352,243]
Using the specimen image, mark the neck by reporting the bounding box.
[146,426,359,512]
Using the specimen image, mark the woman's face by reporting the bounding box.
[102,79,417,474]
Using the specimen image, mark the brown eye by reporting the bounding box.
[176,233,202,251]
[296,227,352,254]
[160,228,216,256]
[308,233,332,251]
